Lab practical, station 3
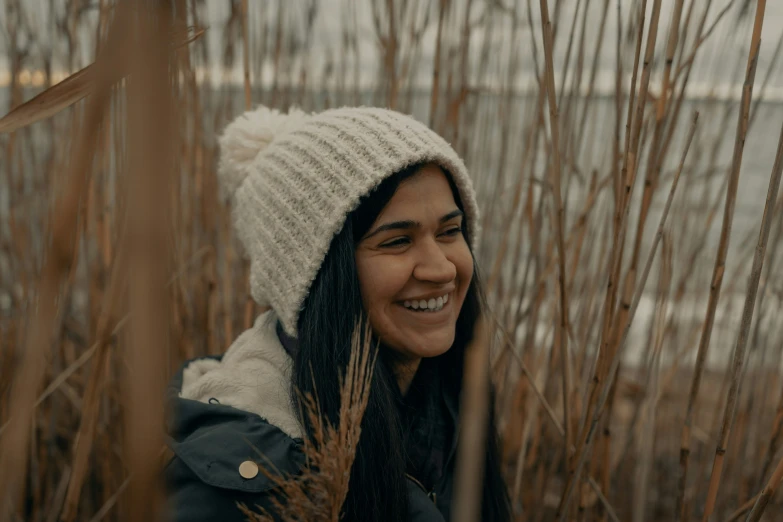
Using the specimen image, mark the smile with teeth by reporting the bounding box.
[402,293,450,312]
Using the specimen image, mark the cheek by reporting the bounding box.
[356,255,412,312]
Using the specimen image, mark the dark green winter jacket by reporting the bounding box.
[164,311,459,521]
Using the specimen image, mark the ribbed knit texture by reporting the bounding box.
[218,106,480,337]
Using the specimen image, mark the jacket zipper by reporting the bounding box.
[405,473,437,505]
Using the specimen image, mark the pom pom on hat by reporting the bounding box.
[217,105,310,201]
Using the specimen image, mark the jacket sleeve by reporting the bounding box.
[164,455,284,522]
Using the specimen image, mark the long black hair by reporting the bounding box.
[292,163,511,521]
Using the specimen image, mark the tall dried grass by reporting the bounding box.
[2,0,783,521]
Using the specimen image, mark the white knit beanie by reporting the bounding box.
[218,105,480,337]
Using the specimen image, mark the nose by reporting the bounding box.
[412,238,457,284]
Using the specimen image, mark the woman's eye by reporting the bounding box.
[380,227,460,248]
[380,237,411,248]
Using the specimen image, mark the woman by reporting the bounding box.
[164,106,511,521]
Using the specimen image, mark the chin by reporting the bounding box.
[400,329,455,359]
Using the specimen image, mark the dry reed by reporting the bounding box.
[0,4,130,517]
[2,1,783,521]
[695,2,766,520]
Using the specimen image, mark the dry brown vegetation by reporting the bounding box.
[2,0,783,521]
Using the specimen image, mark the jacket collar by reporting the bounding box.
[175,310,304,440]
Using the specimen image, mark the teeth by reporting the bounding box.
[403,293,450,311]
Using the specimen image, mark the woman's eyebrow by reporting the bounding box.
[439,209,464,223]
[364,220,418,239]
[364,209,464,240]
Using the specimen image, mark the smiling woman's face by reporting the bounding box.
[355,164,474,378]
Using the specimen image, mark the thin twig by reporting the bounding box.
[537,0,573,474]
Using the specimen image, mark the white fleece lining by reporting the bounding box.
[179,311,303,440]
